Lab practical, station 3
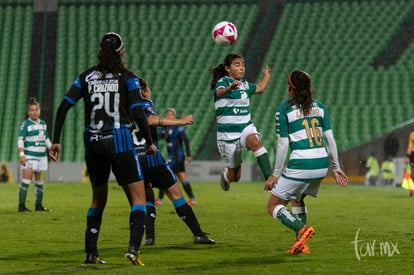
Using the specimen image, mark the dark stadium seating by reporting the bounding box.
[2,0,414,163]
[250,0,414,159]
[53,1,258,161]
[0,3,33,162]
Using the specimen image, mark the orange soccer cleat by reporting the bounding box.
[287,225,315,255]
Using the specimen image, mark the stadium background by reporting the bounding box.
[1,0,414,180]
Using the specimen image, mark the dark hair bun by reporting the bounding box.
[100,32,124,52]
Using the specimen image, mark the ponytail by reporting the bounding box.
[209,64,226,90]
[97,32,127,76]
[288,70,313,116]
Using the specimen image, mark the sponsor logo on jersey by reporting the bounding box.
[86,70,119,94]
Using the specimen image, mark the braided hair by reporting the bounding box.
[288,70,313,116]
[97,32,127,76]
[210,53,242,90]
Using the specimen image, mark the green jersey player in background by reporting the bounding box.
[210,53,272,191]
[264,70,348,255]
[17,97,52,212]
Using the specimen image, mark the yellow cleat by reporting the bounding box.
[125,247,145,266]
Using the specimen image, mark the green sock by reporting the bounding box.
[34,184,44,205]
[19,183,29,205]
[274,206,305,234]
[292,206,307,224]
[296,213,307,224]
[255,151,272,180]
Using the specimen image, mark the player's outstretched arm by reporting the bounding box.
[215,81,240,97]
[148,114,194,127]
[50,99,73,162]
[255,66,271,94]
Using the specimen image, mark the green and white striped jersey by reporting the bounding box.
[214,76,257,142]
[275,100,331,182]
[18,118,50,158]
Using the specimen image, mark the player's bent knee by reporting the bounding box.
[267,204,276,216]
[166,183,183,200]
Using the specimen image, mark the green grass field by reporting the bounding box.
[0,181,412,274]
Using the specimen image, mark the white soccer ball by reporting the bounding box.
[212,21,238,47]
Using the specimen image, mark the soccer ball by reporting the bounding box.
[212,21,237,47]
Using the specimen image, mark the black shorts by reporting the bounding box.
[139,151,177,190]
[169,160,185,174]
[85,136,143,186]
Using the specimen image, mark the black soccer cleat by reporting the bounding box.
[194,232,215,245]
[145,238,155,246]
[35,204,50,212]
[18,204,31,212]
[84,254,106,264]
[125,246,145,266]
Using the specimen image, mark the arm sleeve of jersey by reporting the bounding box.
[272,137,289,177]
[17,137,24,149]
[45,138,52,149]
[275,107,288,138]
[53,99,73,143]
[249,82,257,95]
[215,78,227,89]
[18,122,26,146]
[272,104,289,177]
[53,78,84,143]
[179,129,191,156]
[131,106,153,146]
[324,129,341,171]
[214,78,227,96]
[184,137,191,157]
[321,102,332,130]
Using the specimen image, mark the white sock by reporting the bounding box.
[253,147,267,158]
[272,205,286,221]
[292,206,307,215]
[222,168,230,183]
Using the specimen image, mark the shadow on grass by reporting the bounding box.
[0,243,313,274]
[141,241,312,274]
[170,253,312,274]
[0,247,141,274]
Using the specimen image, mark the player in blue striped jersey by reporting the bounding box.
[130,78,214,246]
[210,53,272,191]
[264,70,348,255]
[157,108,196,206]
[49,33,156,265]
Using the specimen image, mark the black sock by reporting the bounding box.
[182,181,195,199]
[174,198,203,236]
[158,189,165,199]
[85,208,103,255]
[146,203,156,240]
[145,186,156,240]
[129,206,146,251]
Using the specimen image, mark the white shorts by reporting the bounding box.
[217,139,242,168]
[240,124,261,148]
[217,124,262,168]
[271,176,321,201]
[21,157,48,172]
